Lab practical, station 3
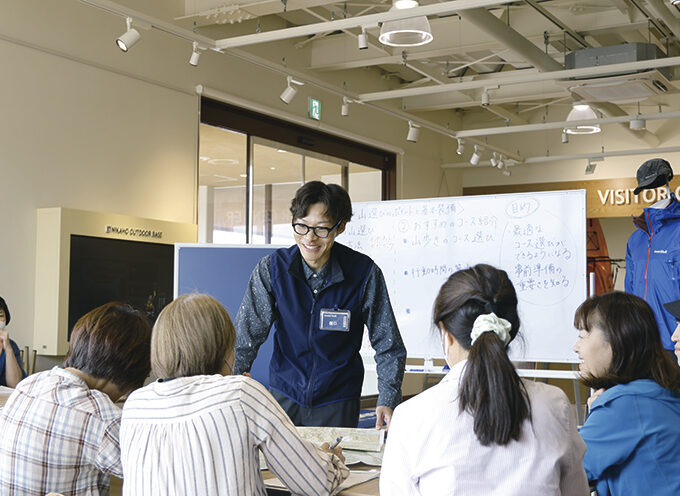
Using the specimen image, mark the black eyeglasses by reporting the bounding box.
[292,220,341,238]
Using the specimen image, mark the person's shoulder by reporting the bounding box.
[394,375,454,418]
[524,379,570,402]
[523,380,572,419]
[601,380,680,408]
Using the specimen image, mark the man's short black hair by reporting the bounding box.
[290,181,353,224]
[0,297,11,325]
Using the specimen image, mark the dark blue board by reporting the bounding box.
[174,244,280,387]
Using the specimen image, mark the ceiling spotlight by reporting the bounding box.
[585,158,597,175]
[502,166,511,177]
[341,97,351,116]
[470,145,482,165]
[189,41,201,67]
[490,152,498,167]
[358,27,368,50]
[629,117,646,130]
[673,0,680,5]
[564,103,601,135]
[406,121,420,142]
[481,88,490,107]
[561,131,569,143]
[497,154,505,169]
[280,75,304,104]
[456,139,464,155]
[116,17,141,52]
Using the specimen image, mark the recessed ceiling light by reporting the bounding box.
[239,173,247,178]
[270,167,276,170]
[200,156,211,161]
[276,149,287,153]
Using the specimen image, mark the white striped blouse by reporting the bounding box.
[120,374,348,496]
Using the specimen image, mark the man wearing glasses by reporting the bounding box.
[234,181,406,429]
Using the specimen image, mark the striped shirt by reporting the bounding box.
[0,367,123,496]
[120,374,349,496]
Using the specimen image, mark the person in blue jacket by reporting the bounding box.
[234,181,406,429]
[625,158,680,358]
[0,296,27,387]
[666,298,680,365]
[574,291,680,496]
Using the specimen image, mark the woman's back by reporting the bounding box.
[121,374,346,496]
[380,361,588,496]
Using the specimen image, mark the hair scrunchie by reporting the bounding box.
[470,312,512,346]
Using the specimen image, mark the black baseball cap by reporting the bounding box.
[634,158,673,195]
[664,299,680,321]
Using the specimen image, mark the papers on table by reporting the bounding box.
[263,468,379,492]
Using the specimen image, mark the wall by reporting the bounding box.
[0,0,446,368]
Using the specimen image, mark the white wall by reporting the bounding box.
[0,0,446,363]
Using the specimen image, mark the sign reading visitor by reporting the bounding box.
[105,225,163,239]
[309,97,321,120]
[464,176,680,218]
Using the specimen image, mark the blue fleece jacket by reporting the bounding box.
[579,379,680,496]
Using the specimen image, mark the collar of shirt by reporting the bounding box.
[301,257,336,291]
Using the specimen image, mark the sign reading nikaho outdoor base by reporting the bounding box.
[463,176,680,218]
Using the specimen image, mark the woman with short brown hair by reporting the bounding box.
[120,293,348,496]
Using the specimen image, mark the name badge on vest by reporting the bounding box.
[320,308,351,332]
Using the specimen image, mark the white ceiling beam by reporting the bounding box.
[358,56,680,101]
[450,110,680,138]
[214,0,520,49]
[402,85,566,111]
[441,145,680,168]
[483,105,528,125]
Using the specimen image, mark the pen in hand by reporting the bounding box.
[328,436,343,450]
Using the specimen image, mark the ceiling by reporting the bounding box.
[90,0,680,165]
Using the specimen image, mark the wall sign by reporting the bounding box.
[105,225,163,239]
[309,97,321,121]
[464,176,680,218]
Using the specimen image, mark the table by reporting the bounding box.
[262,464,380,496]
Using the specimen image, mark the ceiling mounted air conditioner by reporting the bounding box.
[560,43,677,103]
[562,70,675,104]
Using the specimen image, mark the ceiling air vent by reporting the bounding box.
[565,71,673,104]
[560,43,676,103]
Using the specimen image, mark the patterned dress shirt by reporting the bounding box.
[0,367,123,496]
[235,253,406,408]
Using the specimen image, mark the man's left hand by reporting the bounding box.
[375,406,393,431]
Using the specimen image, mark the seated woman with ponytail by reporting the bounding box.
[380,264,588,495]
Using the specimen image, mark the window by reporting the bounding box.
[198,99,395,244]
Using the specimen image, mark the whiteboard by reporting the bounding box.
[342,190,587,363]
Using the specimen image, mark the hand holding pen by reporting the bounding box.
[322,436,345,463]
[328,436,343,449]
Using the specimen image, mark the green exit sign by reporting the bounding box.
[309,98,321,120]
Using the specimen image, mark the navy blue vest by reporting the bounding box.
[269,242,373,407]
